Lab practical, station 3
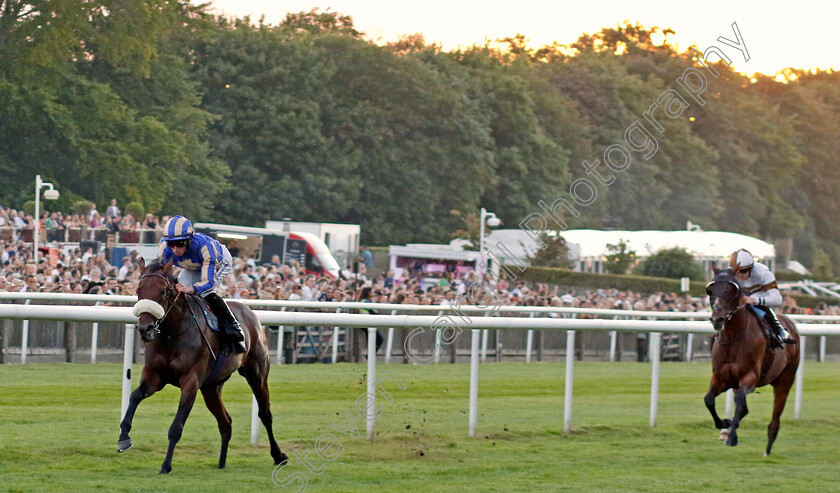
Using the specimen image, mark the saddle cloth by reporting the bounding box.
[188,295,220,333]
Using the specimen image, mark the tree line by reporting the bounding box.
[1,2,838,273]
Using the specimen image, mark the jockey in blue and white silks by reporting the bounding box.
[157,219,231,295]
[156,215,246,353]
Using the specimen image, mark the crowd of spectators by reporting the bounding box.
[1,230,833,319]
[0,203,166,238]
[2,202,837,317]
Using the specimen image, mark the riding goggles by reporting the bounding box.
[166,240,189,248]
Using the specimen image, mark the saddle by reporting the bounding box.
[747,306,781,349]
[186,295,220,333]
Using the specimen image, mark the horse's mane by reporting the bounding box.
[145,258,173,278]
[146,257,166,272]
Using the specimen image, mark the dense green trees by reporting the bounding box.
[633,247,705,280]
[1,5,838,271]
[0,0,224,218]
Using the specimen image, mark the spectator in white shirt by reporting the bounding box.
[117,256,132,280]
[12,210,26,228]
[288,284,303,301]
[301,274,320,301]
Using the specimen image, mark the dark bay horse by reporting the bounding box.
[118,258,287,473]
[705,265,800,456]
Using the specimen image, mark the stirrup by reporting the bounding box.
[778,329,796,345]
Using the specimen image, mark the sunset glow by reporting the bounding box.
[201,0,837,76]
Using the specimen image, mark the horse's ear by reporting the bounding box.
[138,258,145,272]
[163,259,174,274]
[711,261,719,274]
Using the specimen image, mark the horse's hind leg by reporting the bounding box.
[241,361,287,465]
[160,374,200,474]
[118,369,164,452]
[201,383,232,468]
[766,373,795,456]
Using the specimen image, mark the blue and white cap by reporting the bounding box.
[162,215,194,241]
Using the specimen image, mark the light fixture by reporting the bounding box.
[33,175,59,264]
[479,208,501,273]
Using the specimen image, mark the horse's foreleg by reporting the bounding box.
[200,384,232,469]
[704,376,730,430]
[766,373,795,456]
[725,379,756,447]
[160,374,199,474]
[118,370,163,452]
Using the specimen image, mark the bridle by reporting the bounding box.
[138,272,181,340]
[706,277,741,324]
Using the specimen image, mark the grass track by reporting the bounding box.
[1,361,839,492]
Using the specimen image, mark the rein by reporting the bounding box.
[138,273,189,341]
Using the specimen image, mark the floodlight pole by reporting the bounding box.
[33,175,59,264]
[479,208,499,274]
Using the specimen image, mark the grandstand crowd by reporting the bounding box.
[2,203,837,316]
[0,203,164,234]
[0,238,833,319]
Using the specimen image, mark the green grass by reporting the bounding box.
[1,361,839,492]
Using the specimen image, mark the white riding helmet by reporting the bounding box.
[729,249,754,272]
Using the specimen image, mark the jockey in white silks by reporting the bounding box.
[730,249,795,345]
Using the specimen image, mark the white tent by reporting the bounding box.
[560,229,776,273]
[477,229,777,274]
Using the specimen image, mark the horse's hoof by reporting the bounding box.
[159,465,172,474]
[725,435,738,447]
[718,428,730,441]
[273,452,289,465]
[117,439,133,452]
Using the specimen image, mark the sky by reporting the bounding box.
[201,0,838,76]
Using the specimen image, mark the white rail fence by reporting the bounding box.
[4,293,840,365]
[2,294,840,443]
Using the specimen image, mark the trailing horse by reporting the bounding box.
[118,258,288,473]
[704,264,800,456]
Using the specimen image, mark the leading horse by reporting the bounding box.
[118,258,288,473]
[704,264,800,456]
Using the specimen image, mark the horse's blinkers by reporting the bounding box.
[707,278,741,328]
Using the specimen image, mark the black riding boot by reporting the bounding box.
[765,308,796,345]
[205,292,247,353]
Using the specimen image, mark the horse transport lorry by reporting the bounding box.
[193,223,341,279]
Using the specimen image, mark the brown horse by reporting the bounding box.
[118,258,287,473]
[705,265,800,456]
